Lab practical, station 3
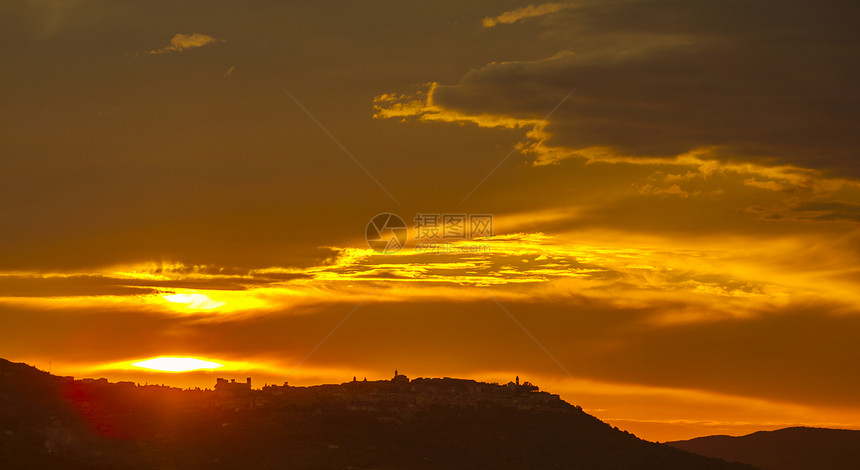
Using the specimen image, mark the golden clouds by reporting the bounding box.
[373,85,543,130]
[3,222,858,323]
[148,33,219,55]
[482,3,567,28]
[374,78,860,229]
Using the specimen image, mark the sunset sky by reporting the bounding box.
[2,0,860,442]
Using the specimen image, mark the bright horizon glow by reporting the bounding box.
[162,291,226,310]
[131,357,224,372]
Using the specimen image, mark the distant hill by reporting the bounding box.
[667,427,860,470]
[0,358,756,469]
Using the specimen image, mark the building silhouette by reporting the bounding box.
[215,377,251,392]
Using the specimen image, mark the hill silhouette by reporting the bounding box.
[667,427,860,470]
[0,358,756,469]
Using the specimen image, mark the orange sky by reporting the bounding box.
[2,0,860,442]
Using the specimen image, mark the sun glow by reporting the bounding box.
[130,357,224,372]
[162,290,226,310]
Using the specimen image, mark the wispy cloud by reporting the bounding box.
[482,2,567,28]
[148,33,220,55]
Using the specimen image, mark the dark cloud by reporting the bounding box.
[0,275,157,298]
[789,201,860,222]
[429,0,860,174]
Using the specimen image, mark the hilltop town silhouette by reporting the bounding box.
[209,370,555,416]
[0,358,758,469]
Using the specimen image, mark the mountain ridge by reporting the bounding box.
[667,426,860,470]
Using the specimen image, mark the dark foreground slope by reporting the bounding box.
[0,358,755,470]
[667,427,860,470]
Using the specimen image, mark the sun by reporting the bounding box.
[130,357,224,372]
[161,290,226,310]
